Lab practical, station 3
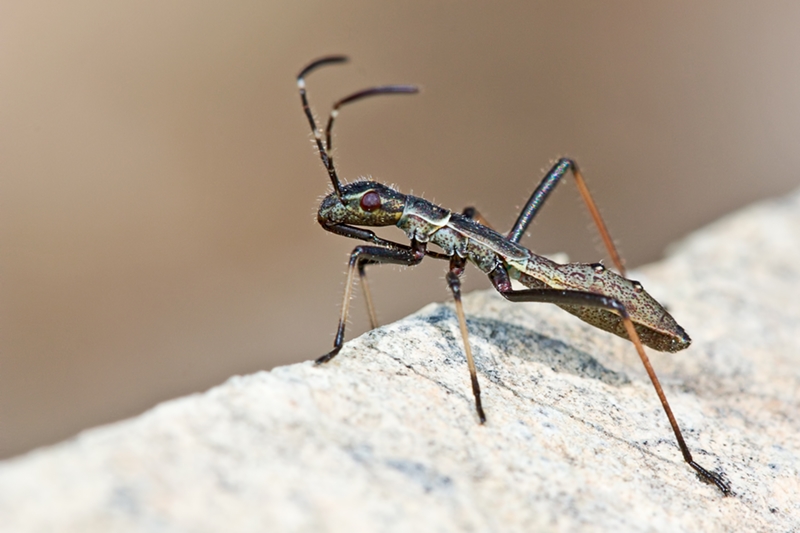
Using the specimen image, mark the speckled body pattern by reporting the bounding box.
[319,180,689,353]
[301,56,731,495]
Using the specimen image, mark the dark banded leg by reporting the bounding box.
[320,222,451,332]
[488,266,730,494]
[356,247,451,331]
[446,256,486,423]
[316,239,427,365]
[508,158,626,276]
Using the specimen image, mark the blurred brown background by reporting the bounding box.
[2,2,799,459]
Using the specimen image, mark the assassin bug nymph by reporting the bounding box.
[298,55,730,494]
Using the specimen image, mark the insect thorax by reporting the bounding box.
[397,196,504,273]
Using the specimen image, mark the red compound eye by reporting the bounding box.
[360,191,381,212]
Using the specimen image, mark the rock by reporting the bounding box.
[1,190,799,532]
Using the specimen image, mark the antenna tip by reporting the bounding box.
[297,55,350,81]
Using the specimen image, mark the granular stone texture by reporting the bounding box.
[1,190,799,532]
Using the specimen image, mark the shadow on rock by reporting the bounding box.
[421,305,629,387]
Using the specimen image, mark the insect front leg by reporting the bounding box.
[356,261,379,330]
[445,255,486,424]
[487,266,731,495]
[317,239,427,365]
[320,222,424,332]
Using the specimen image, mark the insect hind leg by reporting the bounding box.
[487,266,731,495]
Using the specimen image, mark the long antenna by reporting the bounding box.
[297,56,418,199]
[325,85,418,157]
[297,55,349,198]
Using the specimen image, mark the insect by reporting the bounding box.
[297,55,730,495]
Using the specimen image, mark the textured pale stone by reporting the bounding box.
[1,190,799,532]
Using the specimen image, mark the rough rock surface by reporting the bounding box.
[1,191,799,532]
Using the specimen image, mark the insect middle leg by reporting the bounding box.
[487,266,731,494]
[445,255,486,423]
[316,239,427,364]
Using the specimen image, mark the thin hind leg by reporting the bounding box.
[487,266,731,495]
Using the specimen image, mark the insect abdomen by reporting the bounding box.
[514,262,691,353]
